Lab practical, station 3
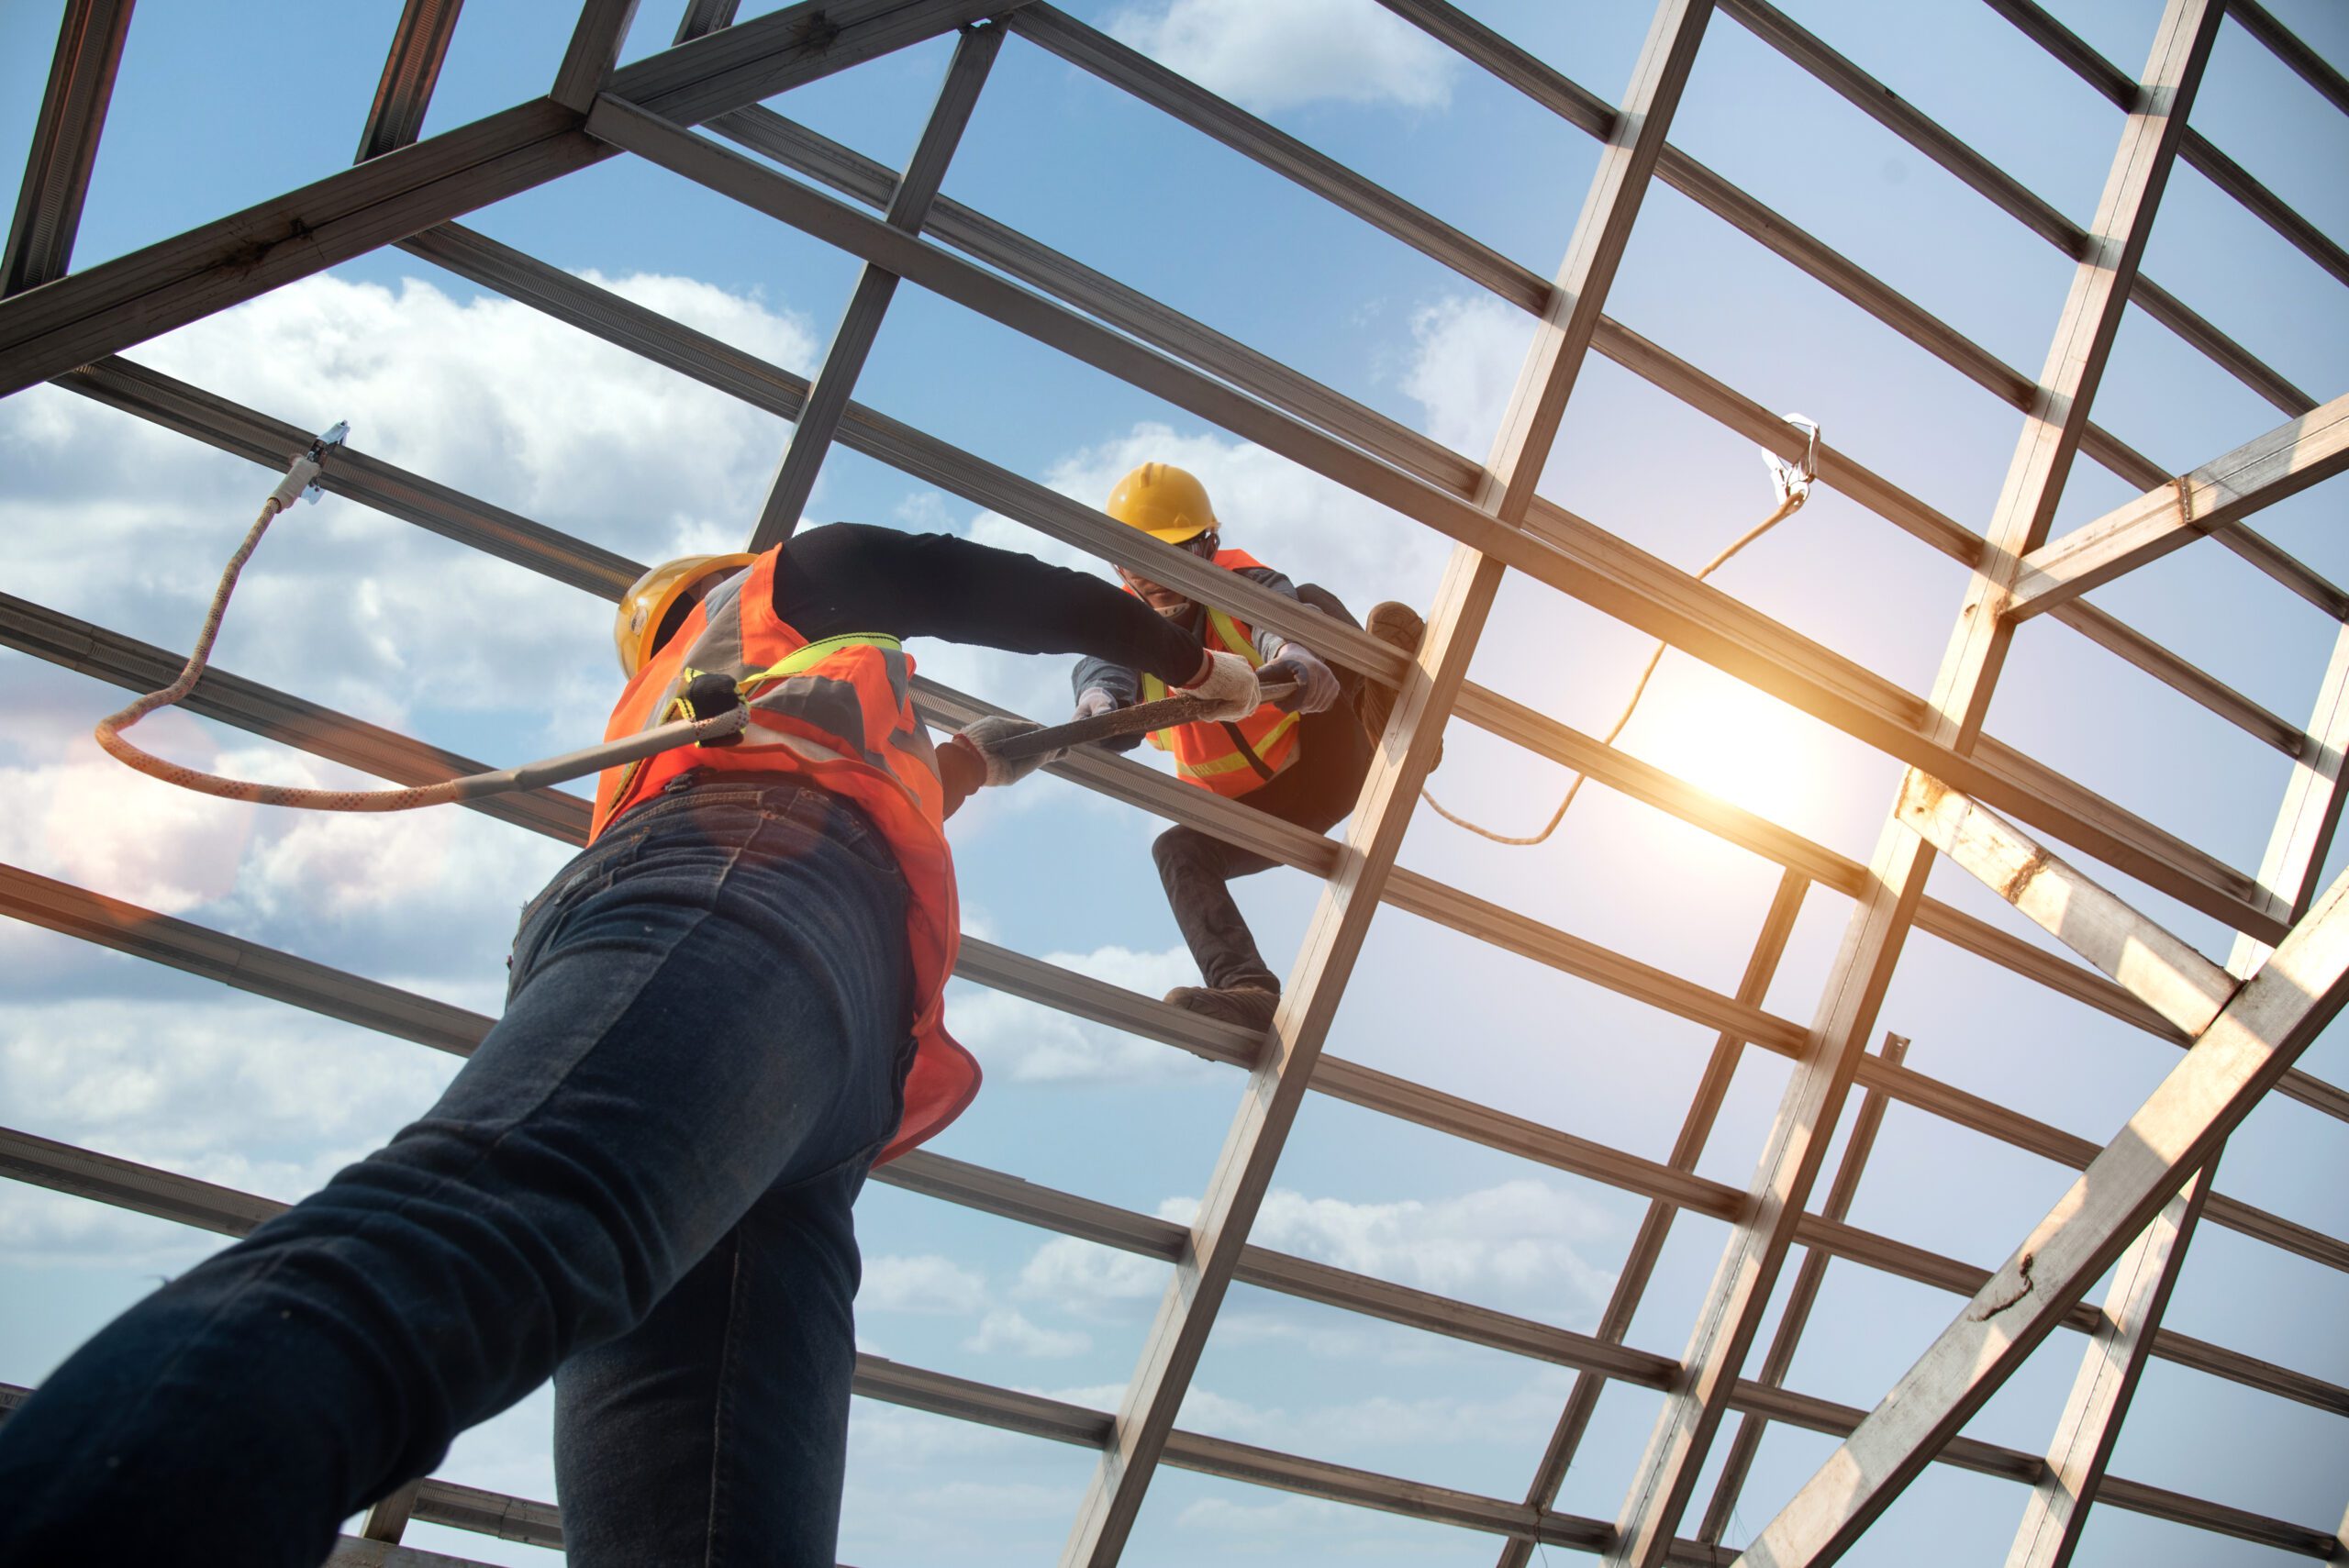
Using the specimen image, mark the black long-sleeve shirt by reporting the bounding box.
[1069,561,1298,706]
[772,522,1205,686]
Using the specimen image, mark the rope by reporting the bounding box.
[95,456,745,813]
[1419,484,1811,847]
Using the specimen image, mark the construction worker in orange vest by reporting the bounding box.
[0,522,1262,1568]
[1071,462,1430,1031]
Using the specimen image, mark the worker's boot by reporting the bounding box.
[1163,984,1280,1031]
[1355,601,1442,771]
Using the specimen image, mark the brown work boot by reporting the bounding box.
[1357,601,1442,771]
[1163,984,1280,1032]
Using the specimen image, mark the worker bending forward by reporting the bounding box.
[0,523,1260,1568]
[1073,463,1427,1031]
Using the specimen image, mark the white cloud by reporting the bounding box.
[1016,1177,1619,1327]
[1106,0,1458,114]
[1397,293,1535,461]
[1016,1236,1171,1315]
[947,943,1218,1083]
[1163,1179,1620,1313]
[0,997,453,1173]
[0,726,259,916]
[861,1252,989,1315]
[963,1307,1093,1358]
[0,1185,220,1273]
[0,268,818,752]
[1175,1492,1353,1536]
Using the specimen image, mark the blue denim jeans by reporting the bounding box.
[0,778,915,1568]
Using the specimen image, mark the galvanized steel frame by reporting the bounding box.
[1,0,2344,1562]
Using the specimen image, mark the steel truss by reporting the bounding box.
[1,0,2343,1562]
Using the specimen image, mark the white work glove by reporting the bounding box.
[956,715,1062,787]
[1257,642,1339,714]
[1176,650,1262,722]
[1073,686,1144,753]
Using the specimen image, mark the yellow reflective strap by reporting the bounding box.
[734,633,903,695]
[1205,608,1264,668]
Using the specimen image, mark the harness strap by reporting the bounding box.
[728,632,903,696]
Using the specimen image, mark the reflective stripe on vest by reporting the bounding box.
[1136,573,1304,798]
[586,550,975,1166]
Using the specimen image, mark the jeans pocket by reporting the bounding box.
[507,836,645,989]
[769,789,906,883]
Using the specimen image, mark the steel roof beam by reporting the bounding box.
[4,1129,2333,1553]
[3,0,135,296]
[1611,7,2224,1559]
[0,0,1012,399]
[357,0,467,161]
[581,91,2280,940]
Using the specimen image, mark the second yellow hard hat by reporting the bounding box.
[1105,462,1218,545]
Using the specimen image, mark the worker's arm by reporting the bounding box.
[1229,563,1299,663]
[776,522,1208,685]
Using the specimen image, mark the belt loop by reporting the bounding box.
[662,768,700,795]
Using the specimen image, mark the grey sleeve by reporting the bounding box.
[1073,655,1140,706]
[1235,565,1299,663]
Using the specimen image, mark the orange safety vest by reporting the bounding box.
[1136,548,1302,799]
[589,550,976,1165]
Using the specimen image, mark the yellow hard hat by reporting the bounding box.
[614,552,758,677]
[1106,462,1218,545]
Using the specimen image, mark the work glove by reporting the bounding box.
[939,715,1063,818]
[1073,686,1143,752]
[1257,642,1339,715]
[1175,650,1262,722]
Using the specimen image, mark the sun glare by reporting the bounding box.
[1625,672,1822,828]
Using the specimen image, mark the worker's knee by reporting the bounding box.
[1152,826,1213,878]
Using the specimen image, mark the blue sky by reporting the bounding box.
[2,1,2345,1563]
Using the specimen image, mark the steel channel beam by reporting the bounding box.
[72,297,2278,1096]
[4,1126,2333,1555]
[6,859,2340,1410]
[3,0,136,296]
[1709,0,2343,617]
[718,99,2306,758]
[1695,1036,1908,1545]
[2003,1152,2216,1568]
[410,155,2286,926]
[0,0,1016,398]
[747,20,1001,548]
[22,364,2349,1148]
[1498,871,1809,1568]
[1058,3,1712,1549]
[582,92,2281,941]
[0,1137,1619,1552]
[1611,8,2224,1561]
[2232,620,2349,976]
[357,0,467,161]
[1032,0,2331,618]
[1739,849,2349,1561]
[1374,0,2328,697]
[551,0,645,114]
[14,378,2345,1140]
[2223,0,2349,117]
[1981,0,2349,290]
